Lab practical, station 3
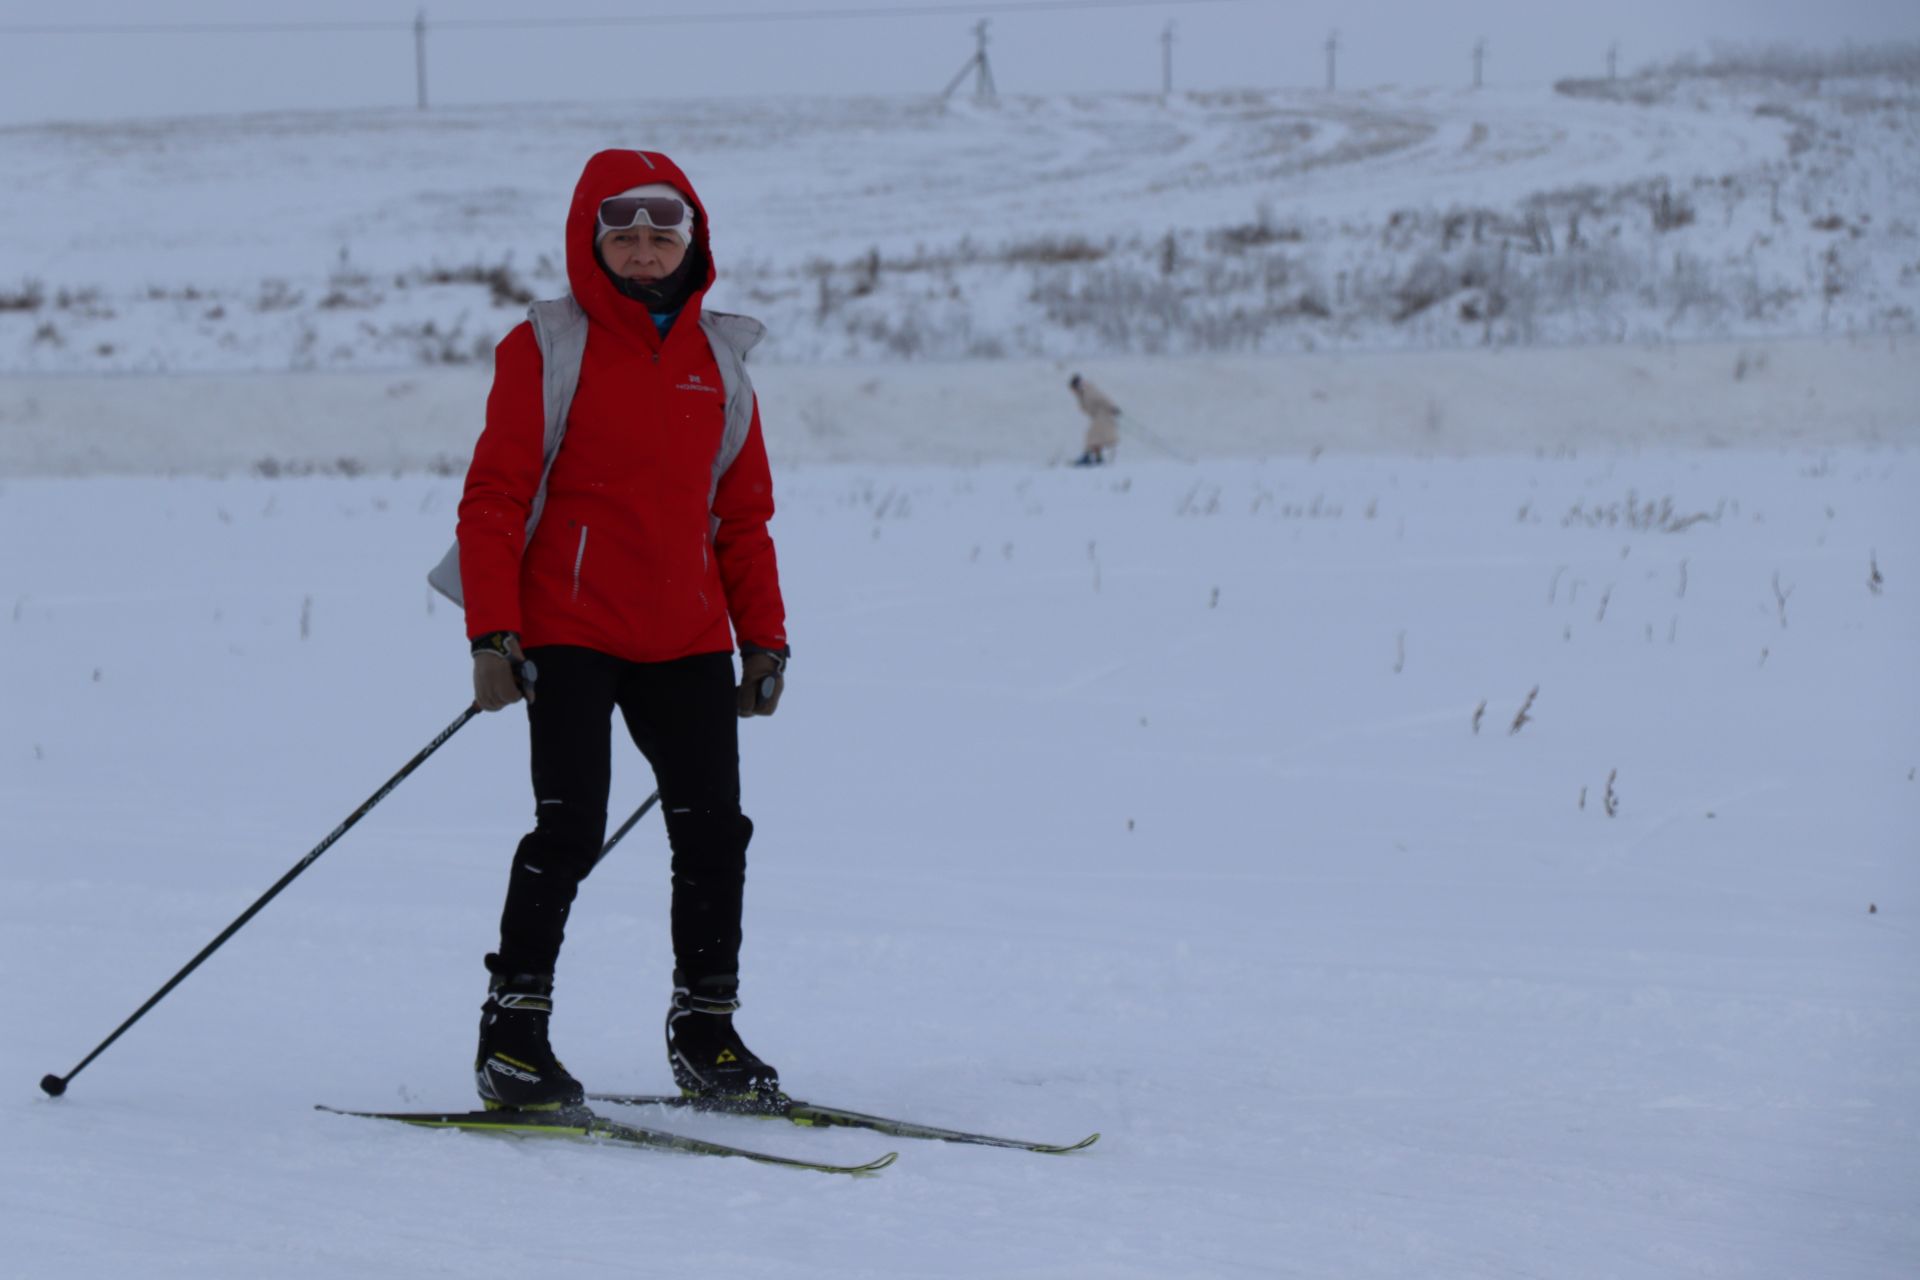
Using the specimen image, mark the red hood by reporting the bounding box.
[566,149,716,344]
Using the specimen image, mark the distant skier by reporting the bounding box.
[1068,373,1121,466]
[448,149,789,1114]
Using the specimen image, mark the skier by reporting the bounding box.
[453,150,789,1113]
[1068,373,1121,466]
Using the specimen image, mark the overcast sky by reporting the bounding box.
[1,0,1916,124]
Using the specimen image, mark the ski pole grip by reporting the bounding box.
[513,657,538,694]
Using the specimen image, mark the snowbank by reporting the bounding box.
[3,335,1915,477]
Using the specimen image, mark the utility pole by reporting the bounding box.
[414,10,428,111]
[973,19,996,103]
[1325,29,1339,92]
[1472,38,1486,90]
[1161,22,1175,96]
[1607,41,1619,81]
[941,19,997,104]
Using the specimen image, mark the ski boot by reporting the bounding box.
[665,972,785,1114]
[475,953,585,1112]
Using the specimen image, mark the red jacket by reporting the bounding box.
[456,151,787,663]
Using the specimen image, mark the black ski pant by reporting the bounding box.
[494,646,753,988]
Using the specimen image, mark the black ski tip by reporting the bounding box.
[40,1074,67,1097]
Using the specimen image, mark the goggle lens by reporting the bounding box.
[598,195,689,233]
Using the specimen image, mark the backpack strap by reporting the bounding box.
[425,296,585,606]
[699,308,766,506]
[523,296,589,535]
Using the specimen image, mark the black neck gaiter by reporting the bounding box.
[599,243,705,314]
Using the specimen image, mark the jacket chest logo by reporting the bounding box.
[675,372,721,395]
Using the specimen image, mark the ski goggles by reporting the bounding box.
[597,194,691,236]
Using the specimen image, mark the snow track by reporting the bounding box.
[3,77,1909,371]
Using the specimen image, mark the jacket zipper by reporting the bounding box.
[571,525,589,601]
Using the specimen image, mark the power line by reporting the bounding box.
[0,0,1251,38]
[448,0,1245,30]
[0,19,397,35]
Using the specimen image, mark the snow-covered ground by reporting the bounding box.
[3,58,1918,1279]
[3,442,1916,1276]
[2,72,1916,371]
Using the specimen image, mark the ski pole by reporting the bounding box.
[40,703,483,1098]
[1122,413,1194,462]
[592,790,661,871]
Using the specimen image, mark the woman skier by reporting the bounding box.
[450,149,789,1113]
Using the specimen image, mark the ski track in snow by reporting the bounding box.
[5,75,1915,371]
[3,86,1783,274]
[2,448,1915,1277]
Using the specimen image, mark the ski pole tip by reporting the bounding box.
[40,1074,67,1097]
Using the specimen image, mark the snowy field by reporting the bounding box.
[3,55,1919,1280]
[3,442,1916,1277]
[2,70,1916,371]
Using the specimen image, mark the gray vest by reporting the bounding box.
[428,296,765,606]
